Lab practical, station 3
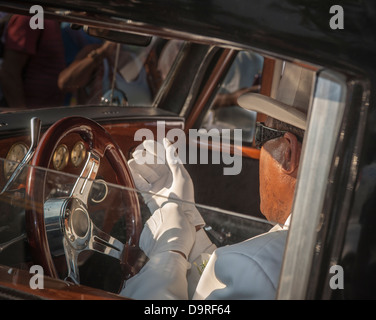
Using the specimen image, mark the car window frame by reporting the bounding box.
[276,68,370,299]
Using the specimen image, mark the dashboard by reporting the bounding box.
[0,106,184,192]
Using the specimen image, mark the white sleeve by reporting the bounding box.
[188,228,217,263]
[121,229,217,300]
[121,251,191,300]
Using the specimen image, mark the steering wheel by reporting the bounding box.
[25,116,143,286]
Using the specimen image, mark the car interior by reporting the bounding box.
[0,7,358,299]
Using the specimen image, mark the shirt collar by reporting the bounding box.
[283,214,291,229]
[269,214,291,232]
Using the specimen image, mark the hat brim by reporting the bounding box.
[237,93,307,130]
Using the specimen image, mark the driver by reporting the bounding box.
[120,62,315,299]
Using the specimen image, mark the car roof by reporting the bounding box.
[1,0,375,76]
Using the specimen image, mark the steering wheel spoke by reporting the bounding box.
[70,151,100,205]
[63,237,81,284]
[89,224,124,260]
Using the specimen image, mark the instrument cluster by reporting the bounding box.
[52,141,87,171]
[4,140,87,179]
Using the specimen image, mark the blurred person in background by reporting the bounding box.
[0,14,65,109]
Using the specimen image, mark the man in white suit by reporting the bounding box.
[121,61,315,299]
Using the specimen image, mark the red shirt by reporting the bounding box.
[5,15,66,108]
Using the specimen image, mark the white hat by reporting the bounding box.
[237,62,316,130]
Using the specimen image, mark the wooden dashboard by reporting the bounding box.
[0,106,184,191]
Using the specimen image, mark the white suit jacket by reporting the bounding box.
[122,218,289,300]
[193,226,288,299]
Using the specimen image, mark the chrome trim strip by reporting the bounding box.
[277,70,347,299]
[0,117,41,194]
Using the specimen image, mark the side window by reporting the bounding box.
[200,50,264,144]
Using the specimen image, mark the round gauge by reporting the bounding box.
[4,142,28,179]
[71,141,86,167]
[53,144,69,171]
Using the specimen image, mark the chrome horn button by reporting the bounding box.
[71,207,89,238]
[62,198,91,250]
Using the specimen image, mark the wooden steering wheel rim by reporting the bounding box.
[25,116,142,278]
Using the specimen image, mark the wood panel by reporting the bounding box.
[0,265,128,300]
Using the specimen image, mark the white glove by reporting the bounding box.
[139,202,195,259]
[128,138,205,228]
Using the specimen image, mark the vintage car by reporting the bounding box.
[0,0,374,301]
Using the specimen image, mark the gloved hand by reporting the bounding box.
[128,138,205,228]
[139,202,196,259]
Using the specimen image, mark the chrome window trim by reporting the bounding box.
[277,70,347,299]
